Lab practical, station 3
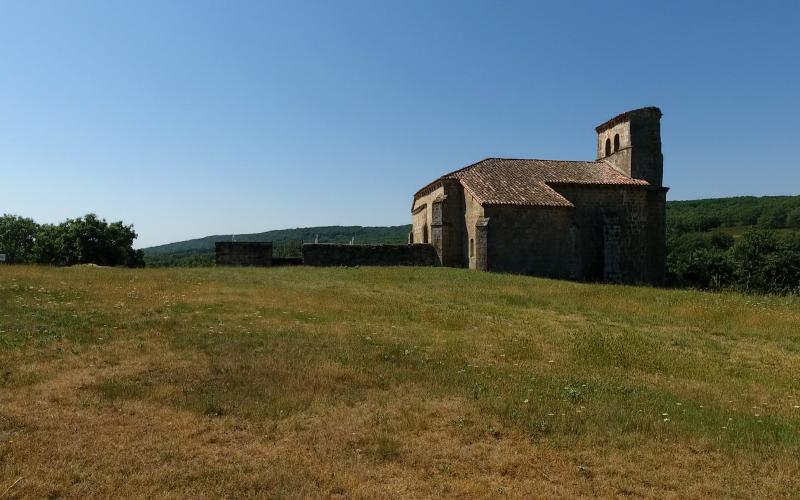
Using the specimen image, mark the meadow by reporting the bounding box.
[1,265,799,498]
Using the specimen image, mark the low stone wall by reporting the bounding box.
[215,242,273,267]
[272,257,303,267]
[302,244,437,267]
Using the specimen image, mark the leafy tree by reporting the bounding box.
[666,227,800,294]
[757,208,785,228]
[55,214,143,267]
[667,231,735,289]
[34,223,68,265]
[730,230,800,294]
[787,207,800,228]
[667,247,734,289]
[1,213,143,267]
[0,214,39,263]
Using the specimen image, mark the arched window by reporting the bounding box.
[470,238,475,257]
[422,224,429,244]
[614,134,620,152]
[605,138,611,156]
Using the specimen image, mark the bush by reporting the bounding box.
[0,215,38,263]
[787,208,800,228]
[730,230,800,294]
[667,228,800,294]
[0,213,143,268]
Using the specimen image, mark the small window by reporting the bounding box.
[614,134,620,152]
[423,225,429,244]
[605,138,611,156]
[470,238,475,257]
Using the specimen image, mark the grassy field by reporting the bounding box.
[1,266,799,498]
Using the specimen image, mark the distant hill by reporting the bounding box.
[142,225,412,266]
[144,225,411,254]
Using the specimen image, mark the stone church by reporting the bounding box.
[410,107,667,284]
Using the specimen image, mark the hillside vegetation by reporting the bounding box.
[667,195,800,234]
[666,196,800,293]
[0,266,798,498]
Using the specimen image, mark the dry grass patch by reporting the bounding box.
[0,265,798,498]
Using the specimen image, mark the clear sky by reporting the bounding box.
[1,1,798,248]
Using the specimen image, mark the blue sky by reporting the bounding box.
[1,1,798,247]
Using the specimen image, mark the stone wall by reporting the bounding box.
[412,180,466,267]
[482,205,573,277]
[464,190,485,270]
[478,185,664,284]
[433,181,466,267]
[215,242,273,267]
[272,257,303,267]
[411,185,442,245]
[552,184,657,283]
[645,187,668,284]
[630,116,664,187]
[302,244,437,267]
[597,120,632,170]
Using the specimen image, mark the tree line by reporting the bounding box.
[667,228,800,294]
[667,195,800,233]
[664,196,800,294]
[0,213,144,267]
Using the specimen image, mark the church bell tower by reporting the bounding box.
[595,107,663,187]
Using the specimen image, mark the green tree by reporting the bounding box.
[0,214,39,263]
[757,209,785,228]
[56,214,144,267]
[730,229,800,293]
[787,207,800,228]
[34,223,67,265]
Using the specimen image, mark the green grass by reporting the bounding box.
[1,265,798,497]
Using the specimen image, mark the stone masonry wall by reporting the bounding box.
[412,180,464,266]
[438,181,466,267]
[630,116,664,187]
[464,190,485,270]
[411,185,443,245]
[552,184,655,283]
[215,242,273,267]
[482,205,573,277]
[302,244,437,267]
[597,120,632,175]
[646,188,668,284]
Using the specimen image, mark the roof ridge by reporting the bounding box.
[488,157,598,163]
[413,155,648,208]
[442,157,496,177]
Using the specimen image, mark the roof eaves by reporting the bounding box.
[413,157,497,199]
[546,180,650,186]
[482,200,575,208]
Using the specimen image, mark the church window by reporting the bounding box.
[605,138,611,156]
[470,238,475,257]
[614,134,620,152]
[423,224,429,244]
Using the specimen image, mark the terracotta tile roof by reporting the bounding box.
[415,158,649,207]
